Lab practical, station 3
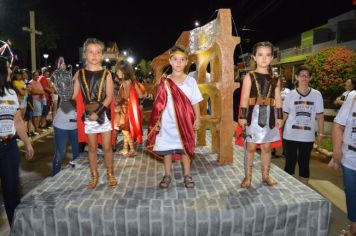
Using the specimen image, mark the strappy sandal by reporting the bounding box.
[159,175,172,188]
[125,150,136,157]
[184,175,195,188]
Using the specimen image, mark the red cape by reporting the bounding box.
[76,90,116,145]
[128,86,143,144]
[145,78,195,161]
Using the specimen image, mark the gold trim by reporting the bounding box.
[252,72,273,106]
[97,69,107,102]
[81,69,91,102]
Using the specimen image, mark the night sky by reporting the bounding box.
[1,0,354,66]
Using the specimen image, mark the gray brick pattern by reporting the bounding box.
[11,131,331,235]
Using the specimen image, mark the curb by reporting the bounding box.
[17,127,54,149]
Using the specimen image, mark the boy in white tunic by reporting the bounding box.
[146,45,203,188]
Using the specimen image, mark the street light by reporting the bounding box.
[43,53,49,66]
[194,21,200,27]
[127,56,134,64]
[123,51,127,56]
[105,58,110,62]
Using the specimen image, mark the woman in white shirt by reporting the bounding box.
[283,65,324,185]
[0,58,34,227]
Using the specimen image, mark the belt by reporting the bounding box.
[0,135,15,144]
[248,97,275,106]
[85,102,100,112]
[348,145,356,152]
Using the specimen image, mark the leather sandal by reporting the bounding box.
[184,175,195,188]
[159,175,172,188]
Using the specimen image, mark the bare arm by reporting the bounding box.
[14,110,34,160]
[102,73,114,107]
[315,113,325,147]
[238,74,251,129]
[71,71,80,100]
[328,122,344,170]
[193,103,200,130]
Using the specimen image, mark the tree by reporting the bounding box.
[305,47,356,99]
[137,59,153,81]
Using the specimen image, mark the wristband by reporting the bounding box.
[276,108,283,119]
[239,107,248,119]
[95,103,107,116]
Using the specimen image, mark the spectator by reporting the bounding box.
[334,78,356,109]
[29,71,44,134]
[329,97,356,236]
[38,68,53,128]
[0,57,34,227]
[282,65,324,185]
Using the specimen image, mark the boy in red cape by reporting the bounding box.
[72,38,117,189]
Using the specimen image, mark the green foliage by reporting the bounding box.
[305,47,356,99]
[137,59,152,78]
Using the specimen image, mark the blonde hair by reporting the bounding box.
[83,38,105,53]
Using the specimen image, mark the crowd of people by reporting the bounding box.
[0,38,355,235]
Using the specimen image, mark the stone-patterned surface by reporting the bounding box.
[12,132,331,236]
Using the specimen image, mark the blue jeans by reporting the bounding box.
[0,139,20,226]
[343,166,356,222]
[52,127,79,176]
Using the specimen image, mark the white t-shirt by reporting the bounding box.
[154,76,203,151]
[346,90,356,101]
[53,106,77,130]
[334,98,356,171]
[283,88,324,142]
[0,88,19,137]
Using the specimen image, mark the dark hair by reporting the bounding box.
[0,57,11,97]
[12,69,22,81]
[169,45,188,57]
[351,78,356,90]
[295,65,312,76]
[116,60,135,81]
[252,41,275,77]
[252,41,274,56]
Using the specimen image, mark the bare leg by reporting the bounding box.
[87,134,99,189]
[101,131,117,187]
[159,154,172,188]
[241,142,257,188]
[260,143,277,186]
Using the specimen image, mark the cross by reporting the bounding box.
[22,11,42,72]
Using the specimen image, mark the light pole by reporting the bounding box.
[43,53,49,67]
[127,56,134,64]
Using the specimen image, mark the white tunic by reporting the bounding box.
[334,98,356,171]
[153,76,203,151]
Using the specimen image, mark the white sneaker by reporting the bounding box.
[97,148,104,156]
[69,160,76,168]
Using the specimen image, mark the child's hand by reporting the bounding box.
[89,113,98,121]
[275,119,283,129]
[155,121,161,131]
[238,119,247,130]
[193,119,200,130]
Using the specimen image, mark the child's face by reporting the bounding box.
[253,46,273,69]
[169,53,188,73]
[84,43,103,66]
[116,69,124,79]
[295,70,311,87]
